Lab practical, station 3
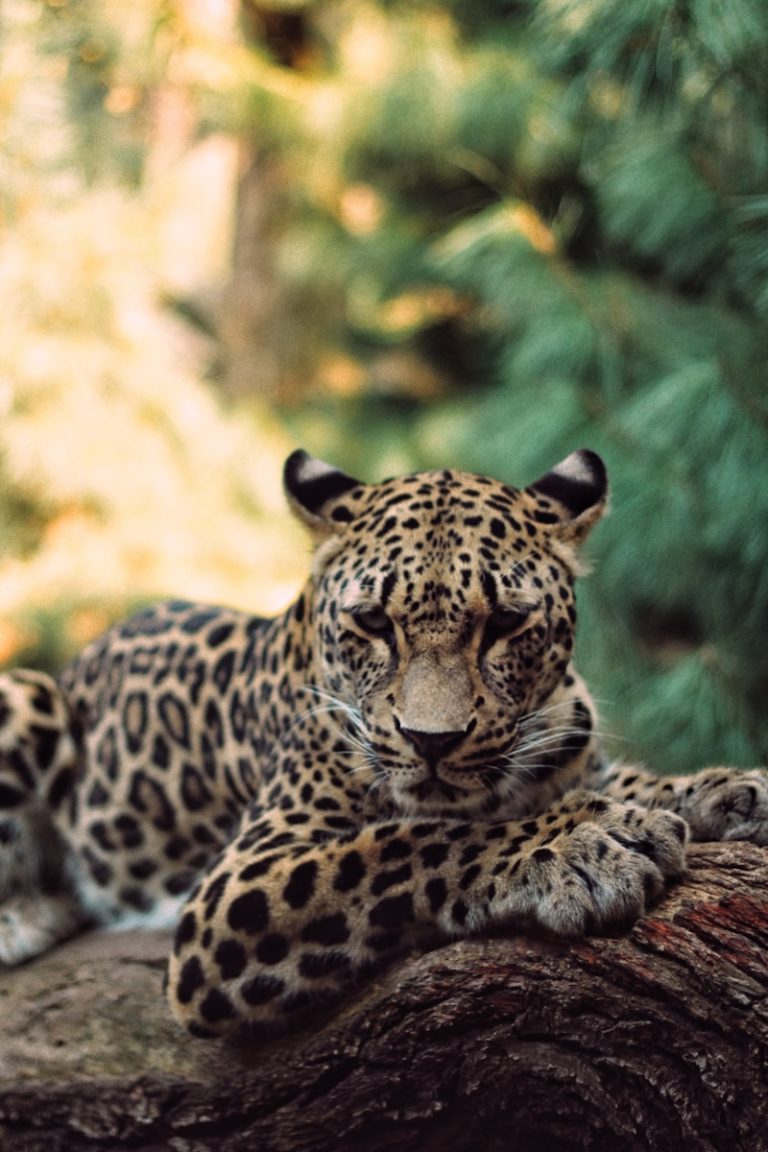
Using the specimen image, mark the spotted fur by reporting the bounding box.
[0,449,766,1037]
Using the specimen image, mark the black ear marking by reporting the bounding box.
[283,449,361,520]
[528,450,607,518]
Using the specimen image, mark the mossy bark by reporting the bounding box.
[1,842,767,1152]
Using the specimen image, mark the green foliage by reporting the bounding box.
[253,0,768,771]
[0,0,306,672]
[591,122,729,284]
[37,0,164,185]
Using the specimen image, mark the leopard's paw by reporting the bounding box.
[679,768,768,845]
[0,893,86,965]
[513,796,687,937]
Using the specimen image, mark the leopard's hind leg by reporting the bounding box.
[0,669,90,963]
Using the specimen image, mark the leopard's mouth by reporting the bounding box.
[368,714,576,820]
[388,774,490,818]
[427,747,517,783]
[364,724,526,800]
[373,736,517,783]
[384,758,499,805]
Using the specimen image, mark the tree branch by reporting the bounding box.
[1,843,767,1151]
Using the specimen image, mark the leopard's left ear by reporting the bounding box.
[526,449,608,545]
[283,450,364,538]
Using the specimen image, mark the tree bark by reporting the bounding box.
[1,842,767,1152]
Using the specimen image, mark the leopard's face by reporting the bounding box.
[285,454,606,818]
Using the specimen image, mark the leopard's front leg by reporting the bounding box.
[167,793,687,1037]
[598,763,768,844]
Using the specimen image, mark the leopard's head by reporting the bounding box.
[285,448,607,817]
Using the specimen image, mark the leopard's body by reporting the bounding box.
[1,448,766,1037]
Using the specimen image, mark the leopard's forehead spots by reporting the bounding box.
[332,469,560,604]
[357,470,542,537]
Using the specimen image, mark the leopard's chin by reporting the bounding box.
[384,771,492,820]
[366,744,523,818]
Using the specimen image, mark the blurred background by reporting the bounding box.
[1,0,767,773]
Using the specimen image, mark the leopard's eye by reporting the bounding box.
[484,605,532,644]
[350,608,394,638]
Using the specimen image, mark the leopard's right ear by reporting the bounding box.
[283,450,364,537]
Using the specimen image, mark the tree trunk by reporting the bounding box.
[217,3,318,405]
[1,842,767,1152]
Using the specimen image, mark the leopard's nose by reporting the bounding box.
[399,727,466,762]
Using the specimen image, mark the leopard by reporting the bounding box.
[0,447,766,1038]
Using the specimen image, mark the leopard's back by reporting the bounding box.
[55,600,277,923]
